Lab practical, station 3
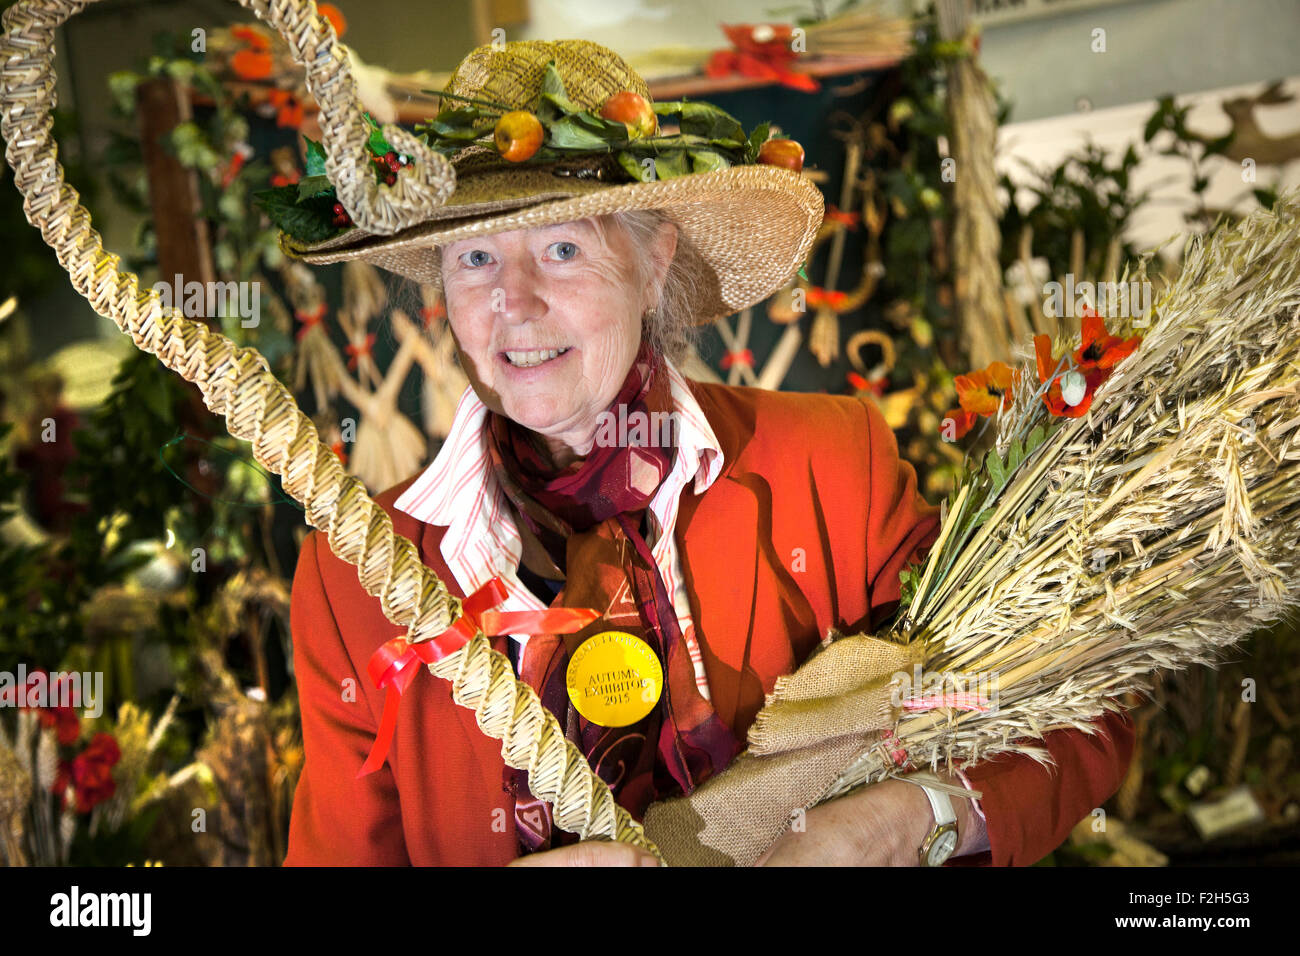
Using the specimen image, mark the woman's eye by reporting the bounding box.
[548,241,579,261]
[458,249,493,268]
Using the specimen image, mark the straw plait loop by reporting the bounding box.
[0,0,659,861]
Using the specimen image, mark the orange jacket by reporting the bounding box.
[284,381,1135,866]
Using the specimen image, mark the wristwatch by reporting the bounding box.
[899,771,959,866]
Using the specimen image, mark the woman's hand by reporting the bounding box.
[755,775,980,866]
[508,840,663,867]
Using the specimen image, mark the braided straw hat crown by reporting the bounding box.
[281,39,825,324]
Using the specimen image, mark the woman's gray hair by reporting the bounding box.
[598,208,706,368]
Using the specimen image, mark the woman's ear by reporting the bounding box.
[646,221,678,306]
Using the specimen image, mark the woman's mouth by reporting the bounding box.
[502,346,571,368]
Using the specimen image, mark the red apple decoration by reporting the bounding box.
[757,138,804,172]
[600,90,658,140]
[494,110,544,162]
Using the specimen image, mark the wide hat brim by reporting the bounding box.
[280,161,825,326]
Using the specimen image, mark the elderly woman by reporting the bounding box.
[282,40,1134,867]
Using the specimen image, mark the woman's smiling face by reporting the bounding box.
[440,217,654,459]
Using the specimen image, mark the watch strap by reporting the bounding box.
[899,771,959,866]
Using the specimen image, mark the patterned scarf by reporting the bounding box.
[485,339,741,854]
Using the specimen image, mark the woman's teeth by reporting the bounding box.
[505,347,570,368]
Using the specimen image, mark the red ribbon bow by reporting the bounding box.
[847,372,887,396]
[721,347,754,370]
[357,575,600,778]
[420,302,447,328]
[806,286,848,309]
[826,204,861,229]
[294,303,326,342]
[703,50,820,93]
[345,332,377,370]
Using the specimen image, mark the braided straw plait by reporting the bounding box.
[0,0,661,861]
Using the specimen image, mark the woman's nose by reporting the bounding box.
[495,262,545,325]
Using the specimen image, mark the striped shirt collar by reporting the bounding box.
[393,355,724,606]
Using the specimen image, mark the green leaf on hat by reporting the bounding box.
[422,108,488,140]
[616,150,655,182]
[537,60,585,117]
[651,100,686,116]
[688,149,730,174]
[653,151,690,180]
[546,116,614,150]
[746,121,772,163]
[252,185,341,244]
[679,102,745,147]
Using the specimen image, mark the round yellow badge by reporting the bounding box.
[566,631,664,727]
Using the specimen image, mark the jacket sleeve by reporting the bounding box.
[856,396,1137,866]
[953,707,1136,866]
[283,529,412,866]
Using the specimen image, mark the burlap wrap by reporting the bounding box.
[642,633,924,866]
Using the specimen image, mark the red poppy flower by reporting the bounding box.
[1035,335,1107,418]
[1073,308,1142,371]
[37,704,81,746]
[267,89,304,129]
[56,733,121,813]
[955,361,1017,417]
[230,25,271,51]
[942,407,977,440]
[231,49,273,81]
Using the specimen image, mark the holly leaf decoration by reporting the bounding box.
[362,111,395,157]
[305,137,327,177]
[296,174,333,200]
[252,185,342,244]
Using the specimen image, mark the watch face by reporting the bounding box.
[928,829,958,865]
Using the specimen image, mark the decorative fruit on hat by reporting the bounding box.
[256,59,807,245]
[598,90,658,140]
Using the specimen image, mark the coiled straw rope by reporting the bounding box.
[0,0,659,860]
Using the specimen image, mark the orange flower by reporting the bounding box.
[942,407,977,440]
[318,3,348,37]
[1073,307,1142,371]
[268,89,304,129]
[1035,335,1106,418]
[231,48,273,81]
[954,361,1016,417]
[231,24,271,50]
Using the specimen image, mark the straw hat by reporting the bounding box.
[278,39,825,325]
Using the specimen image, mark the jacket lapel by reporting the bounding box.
[676,476,761,736]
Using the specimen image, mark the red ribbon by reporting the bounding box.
[806,286,848,309]
[847,372,887,396]
[420,302,447,328]
[345,333,377,370]
[721,347,754,370]
[826,204,861,229]
[703,49,820,93]
[294,303,326,342]
[357,575,600,778]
